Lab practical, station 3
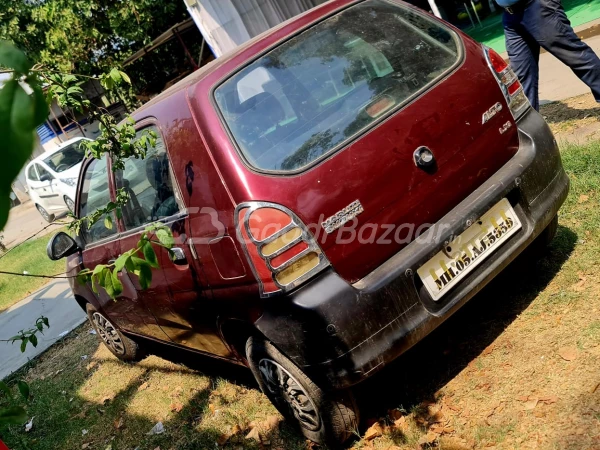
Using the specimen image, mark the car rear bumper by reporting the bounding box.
[254,108,569,390]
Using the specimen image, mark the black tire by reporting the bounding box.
[246,336,359,446]
[64,196,75,212]
[36,204,54,223]
[86,304,144,361]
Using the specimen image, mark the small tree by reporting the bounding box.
[0,40,174,424]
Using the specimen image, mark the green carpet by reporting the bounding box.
[464,0,600,53]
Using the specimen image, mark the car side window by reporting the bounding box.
[36,164,54,180]
[78,154,117,244]
[27,165,39,181]
[115,126,180,230]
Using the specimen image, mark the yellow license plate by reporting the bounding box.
[417,198,522,301]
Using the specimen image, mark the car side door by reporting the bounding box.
[26,164,43,202]
[114,124,229,356]
[78,154,162,337]
[35,163,63,209]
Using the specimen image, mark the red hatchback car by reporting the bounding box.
[48,0,569,445]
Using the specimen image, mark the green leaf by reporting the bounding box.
[119,71,131,84]
[100,76,113,91]
[66,86,83,95]
[143,241,159,268]
[0,406,28,426]
[156,228,174,249]
[31,85,49,126]
[104,215,113,230]
[0,41,32,74]
[29,334,38,347]
[138,263,152,290]
[20,339,27,353]
[115,207,122,220]
[93,264,106,276]
[0,80,38,229]
[36,321,43,332]
[76,272,89,285]
[103,268,115,298]
[0,381,13,400]
[17,381,30,401]
[113,253,130,272]
[42,317,49,328]
[111,270,123,297]
[109,68,121,84]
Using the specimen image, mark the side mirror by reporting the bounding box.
[47,232,80,260]
[40,173,53,182]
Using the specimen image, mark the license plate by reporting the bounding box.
[417,198,521,301]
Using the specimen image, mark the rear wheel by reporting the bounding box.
[36,204,53,222]
[246,336,359,446]
[86,304,144,361]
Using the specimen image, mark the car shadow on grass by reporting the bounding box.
[354,225,578,441]
[2,331,307,450]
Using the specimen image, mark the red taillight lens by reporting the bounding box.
[483,46,530,120]
[236,203,329,297]
[507,80,522,96]
[487,48,509,73]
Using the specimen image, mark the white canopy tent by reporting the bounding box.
[183,0,328,57]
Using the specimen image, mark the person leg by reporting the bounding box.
[523,0,600,102]
[503,11,541,110]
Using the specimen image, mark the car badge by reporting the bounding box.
[322,200,364,234]
[482,102,503,124]
[499,121,512,134]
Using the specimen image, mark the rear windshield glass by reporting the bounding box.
[215,0,459,172]
[44,142,86,173]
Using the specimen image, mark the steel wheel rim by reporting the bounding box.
[65,197,75,212]
[92,312,125,355]
[258,358,320,431]
[37,206,50,221]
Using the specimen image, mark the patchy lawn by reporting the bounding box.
[0,233,65,313]
[1,140,599,450]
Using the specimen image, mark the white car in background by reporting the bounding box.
[25,137,90,222]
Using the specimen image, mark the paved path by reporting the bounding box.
[0,279,86,380]
[2,201,65,249]
[538,34,600,104]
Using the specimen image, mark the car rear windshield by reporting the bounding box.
[44,142,86,173]
[215,0,459,172]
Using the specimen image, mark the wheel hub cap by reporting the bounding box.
[92,312,125,355]
[258,358,320,431]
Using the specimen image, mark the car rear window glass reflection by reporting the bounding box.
[215,0,459,172]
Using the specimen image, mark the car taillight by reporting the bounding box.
[483,46,530,121]
[235,202,330,297]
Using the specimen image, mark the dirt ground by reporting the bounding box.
[541,93,600,143]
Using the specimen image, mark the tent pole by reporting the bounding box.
[427,0,442,18]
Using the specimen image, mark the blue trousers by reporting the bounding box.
[503,0,600,110]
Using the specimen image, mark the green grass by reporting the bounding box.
[0,234,65,312]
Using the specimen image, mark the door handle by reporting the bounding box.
[170,247,189,269]
[108,259,116,264]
